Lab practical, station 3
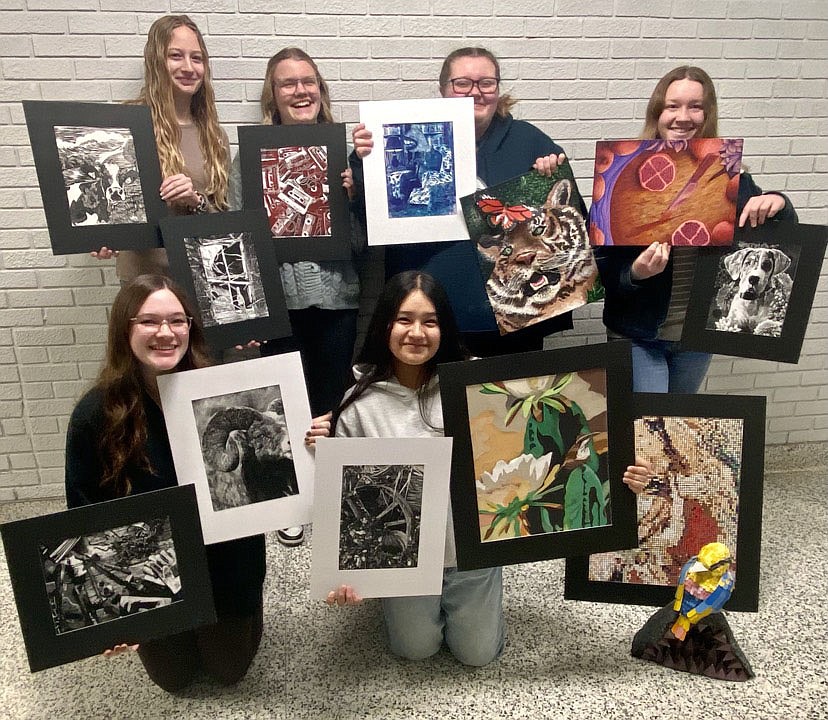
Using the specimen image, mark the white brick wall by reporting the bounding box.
[1,3,827,500]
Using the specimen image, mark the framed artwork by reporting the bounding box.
[460,165,601,334]
[681,223,828,364]
[438,343,637,571]
[23,100,165,255]
[564,393,766,612]
[160,209,291,353]
[0,485,214,672]
[359,97,477,245]
[237,123,350,262]
[309,437,453,600]
[589,138,743,247]
[157,353,314,545]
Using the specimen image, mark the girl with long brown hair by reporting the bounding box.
[65,275,265,691]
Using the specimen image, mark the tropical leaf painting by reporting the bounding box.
[466,369,611,543]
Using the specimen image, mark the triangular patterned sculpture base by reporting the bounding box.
[631,604,754,682]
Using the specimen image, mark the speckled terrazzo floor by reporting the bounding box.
[0,443,825,720]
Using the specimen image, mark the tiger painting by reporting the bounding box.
[475,179,598,334]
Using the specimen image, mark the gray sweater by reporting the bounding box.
[335,366,457,567]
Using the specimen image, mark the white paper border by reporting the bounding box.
[310,437,453,600]
[158,353,314,544]
[359,97,476,245]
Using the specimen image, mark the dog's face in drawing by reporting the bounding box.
[723,248,790,300]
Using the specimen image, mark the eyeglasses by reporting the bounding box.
[449,77,500,95]
[130,315,193,334]
[275,76,319,93]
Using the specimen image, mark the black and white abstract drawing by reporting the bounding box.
[339,464,424,571]
[55,125,147,226]
[193,385,299,512]
[184,232,268,327]
[704,242,798,337]
[41,518,181,635]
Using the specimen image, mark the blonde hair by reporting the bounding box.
[259,48,334,125]
[641,65,719,140]
[131,15,228,209]
[439,47,517,117]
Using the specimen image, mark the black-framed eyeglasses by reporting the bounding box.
[449,77,500,95]
[129,315,193,333]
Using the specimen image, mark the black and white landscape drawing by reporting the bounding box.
[193,386,299,512]
[338,464,424,571]
[184,232,268,328]
[40,518,180,635]
[55,125,146,226]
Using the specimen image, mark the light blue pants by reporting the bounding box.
[630,339,712,393]
[381,566,504,667]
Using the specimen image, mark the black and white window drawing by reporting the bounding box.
[40,518,180,635]
[338,464,424,571]
[184,232,268,327]
[55,125,146,226]
[193,386,299,512]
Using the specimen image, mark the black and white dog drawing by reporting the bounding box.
[712,247,793,336]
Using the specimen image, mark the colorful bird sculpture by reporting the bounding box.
[671,541,734,641]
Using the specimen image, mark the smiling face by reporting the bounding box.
[165,25,205,101]
[657,78,705,141]
[441,55,500,138]
[271,58,322,125]
[388,289,441,386]
[129,289,190,381]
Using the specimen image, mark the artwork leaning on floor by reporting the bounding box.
[23,100,165,255]
[0,486,214,672]
[439,342,637,571]
[309,437,453,600]
[161,209,291,353]
[564,393,766,612]
[158,353,314,544]
[681,223,828,364]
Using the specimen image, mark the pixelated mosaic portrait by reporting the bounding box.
[589,138,742,247]
[192,385,298,512]
[565,393,765,611]
[382,122,456,219]
[184,231,268,327]
[466,369,611,543]
[40,518,181,635]
[338,464,424,571]
[260,145,331,238]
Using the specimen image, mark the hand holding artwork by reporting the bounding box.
[352,123,374,159]
[326,584,362,607]
[631,241,671,281]
[159,173,200,210]
[233,339,262,351]
[305,411,332,447]
[90,246,118,260]
[623,457,656,494]
[342,167,355,201]
[738,193,785,228]
[532,152,567,177]
[102,643,140,658]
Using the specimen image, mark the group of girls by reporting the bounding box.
[66,13,795,692]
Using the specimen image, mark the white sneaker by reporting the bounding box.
[276,526,305,547]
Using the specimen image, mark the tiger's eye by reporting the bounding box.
[501,245,513,257]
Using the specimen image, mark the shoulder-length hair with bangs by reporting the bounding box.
[131,14,229,209]
[259,47,334,125]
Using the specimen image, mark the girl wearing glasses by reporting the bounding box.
[352,46,586,358]
[93,15,229,282]
[64,274,266,691]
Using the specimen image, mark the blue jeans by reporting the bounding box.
[629,338,711,393]
[381,566,504,667]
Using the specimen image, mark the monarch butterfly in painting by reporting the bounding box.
[476,195,534,231]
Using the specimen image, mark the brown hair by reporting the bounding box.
[259,47,334,125]
[131,15,228,209]
[439,47,517,117]
[641,65,719,139]
[96,274,212,497]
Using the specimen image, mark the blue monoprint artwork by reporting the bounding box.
[382,122,456,218]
